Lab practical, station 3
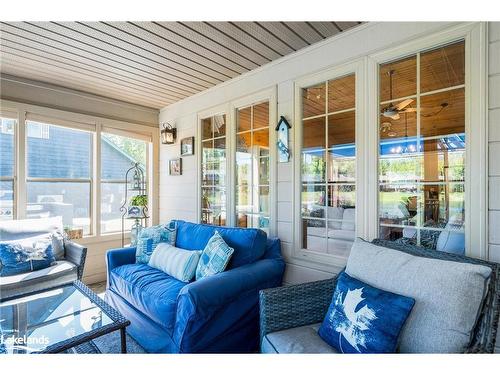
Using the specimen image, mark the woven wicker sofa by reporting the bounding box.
[259,239,500,353]
[0,217,87,301]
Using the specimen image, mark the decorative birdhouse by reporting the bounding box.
[276,116,291,163]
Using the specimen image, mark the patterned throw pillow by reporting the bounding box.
[318,271,415,353]
[135,221,177,264]
[195,231,234,280]
[51,230,66,260]
[0,237,56,276]
[148,243,201,282]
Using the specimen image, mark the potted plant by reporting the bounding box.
[128,195,148,218]
[130,194,148,207]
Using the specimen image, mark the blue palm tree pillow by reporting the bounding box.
[318,271,415,353]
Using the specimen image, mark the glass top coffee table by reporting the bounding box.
[0,281,130,354]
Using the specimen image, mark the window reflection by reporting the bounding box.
[235,102,270,231]
[201,114,227,226]
[378,40,465,255]
[301,74,356,257]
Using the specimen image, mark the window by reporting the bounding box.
[101,132,148,234]
[378,41,466,253]
[300,74,357,258]
[235,101,270,231]
[26,121,92,234]
[0,117,16,221]
[201,114,227,225]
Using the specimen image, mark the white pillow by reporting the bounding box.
[148,243,201,282]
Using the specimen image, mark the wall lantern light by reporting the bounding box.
[161,122,177,145]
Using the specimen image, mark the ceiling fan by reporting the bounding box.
[381,70,416,120]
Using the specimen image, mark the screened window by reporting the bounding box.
[301,74,356,258]
[101,132,148,234]
[235,101,270,231]
[201,114,227,226]
[26,121,92,234]
[0,117,16,221]
[378,41,465,253]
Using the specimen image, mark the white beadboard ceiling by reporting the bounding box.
[0,22,362,109]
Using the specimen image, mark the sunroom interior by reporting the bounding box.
[1,21,499,354]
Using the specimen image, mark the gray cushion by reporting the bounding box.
[346,239,492,353]
[262,323,338,354]
[0,260,77,300]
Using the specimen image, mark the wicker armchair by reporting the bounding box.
[259,239,500,353]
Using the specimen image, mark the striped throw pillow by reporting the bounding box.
[148,243,201,282]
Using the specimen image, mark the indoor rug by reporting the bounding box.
[65,329,146,353]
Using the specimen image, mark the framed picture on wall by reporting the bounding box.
[169,158,182,176]
[180,136,195,156]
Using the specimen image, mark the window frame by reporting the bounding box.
[0,110,18,221]
[293,59,366,268]
[195,88,277,234]
[376,41,466,248]
[99,129,151,235]
[0,99,158,244]
[230,88,277,234]
[292,23,486,265]
[367,22,487,259]
[197,103,230,226]
[26,120,95,235]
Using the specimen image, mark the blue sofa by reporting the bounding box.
[105,220,285,353]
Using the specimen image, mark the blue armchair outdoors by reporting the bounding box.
[105,220,285,353]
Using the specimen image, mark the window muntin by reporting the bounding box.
[0,117,16,221]
[301,74,356,258]
[378,40,465,252]
[100,132,148,234]
[235,101,270,231]
[201,114,227,226]
[26,121,92,234]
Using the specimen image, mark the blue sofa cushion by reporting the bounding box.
[174,221,267,269]
[109,263,187,331]
[318,271,415,354]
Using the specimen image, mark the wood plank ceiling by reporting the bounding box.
[0,22,361,109]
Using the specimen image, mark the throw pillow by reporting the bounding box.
[0,237,56,276]
[347,238,492,353]
[51,230,66,260]
[195,231,234,280]
[148,243,201,282]
[318,271,415,354]
[135,221,177,264]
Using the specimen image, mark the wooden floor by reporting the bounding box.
[89,281,106,295]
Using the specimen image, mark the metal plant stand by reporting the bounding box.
[120,162,149,247]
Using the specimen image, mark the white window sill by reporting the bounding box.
[74,232,130,245]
